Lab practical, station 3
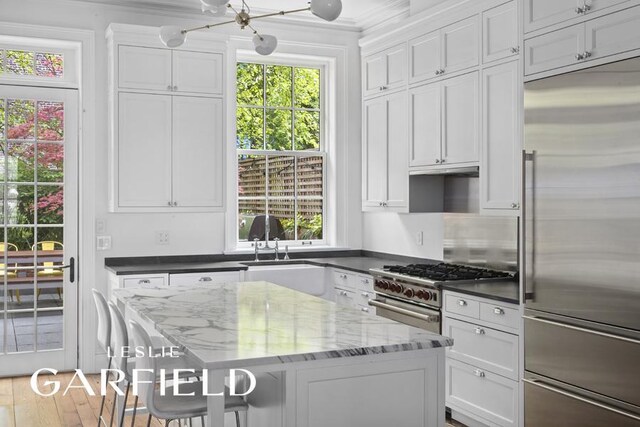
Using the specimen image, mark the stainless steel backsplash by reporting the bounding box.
[443,214,519,272]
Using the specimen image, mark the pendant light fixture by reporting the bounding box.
[159,0,342,55]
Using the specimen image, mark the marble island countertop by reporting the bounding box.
[113,281,453,369]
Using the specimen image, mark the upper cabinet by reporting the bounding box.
[483,1,519,63]
[362,43,407,99]
[409,16,479,85]
[118,45,223,95]
[524,0,629,34]
[107,24,227,213]
[525,4,640,76]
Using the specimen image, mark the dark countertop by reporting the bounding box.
[105,261,250,275]
[440,280,520,305]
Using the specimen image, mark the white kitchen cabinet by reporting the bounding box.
[172,96,224,208]
[442,72,479,166]
[524,0,629,34]
[481,60,521,213]
[362,43,407,99]
[483,1,519,64]
[118,92,172,208]
[524,23,585,75]
[118,45,223,95]
[409,72,479,172]
[525,5,640,76]
[331,269,376,315]
[107,273,170,297]
[115,94,224,210]
[362,91,409,212]
[443,290,521,427]
[409,16,478,85]
[169,271,242,286]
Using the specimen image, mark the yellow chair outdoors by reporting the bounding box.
[1,243,20,304]
[32,241,64,300]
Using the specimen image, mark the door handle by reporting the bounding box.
[60,257,75,283]
[523,150,535,302]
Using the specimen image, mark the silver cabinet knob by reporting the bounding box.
[511,203,520,209]
[199,277,213,282]
[474,327,485,335]
[576,53,585,61]
[575,6,584,14]
[339,290,348,296]
[340,274,347,279]
[493,307,505,315]
[173,85,178,91]
[173,201,178,206]
[139,279,151,284]
[167,85,172,91]
[361,292,370,298]
[361,307,370,313]
[458,299,467,307]
[440,159,446,164]
[510,46,520,54]
[167,201,173,206]
[435,159,441,164]
[583,51,592,59]
[474,369,486,378]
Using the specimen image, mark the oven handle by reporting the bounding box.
[369,300,440,323]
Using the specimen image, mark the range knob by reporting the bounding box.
[393,284,404,293]
[378,280,389,290]
[415,290,424,299]
[404,289,414,298]
[422,291,432,301]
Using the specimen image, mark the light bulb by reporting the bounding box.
[310,0,342,22]
[159,25,186,48]
[253,34,278,56]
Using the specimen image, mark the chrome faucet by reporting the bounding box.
[264,214,271,249]
[253,214,280,261]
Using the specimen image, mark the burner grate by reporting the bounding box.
[383,263,513,281]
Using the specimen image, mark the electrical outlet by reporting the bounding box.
[416,231,424,246]
[156,231,170,245]
[96,235,112,251]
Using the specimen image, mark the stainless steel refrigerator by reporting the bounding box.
[523,57,640,426]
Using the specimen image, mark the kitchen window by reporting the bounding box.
[236,61,325,246]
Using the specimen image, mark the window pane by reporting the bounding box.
[236,107,264,150]
[10,313,34,352]
[268,156,294,198]
[266,65,292,108]
[36,311,63,350]
[297,156,323,197]
[297,200,323,240]
[6,226,35,252]
[238,155,266,198]
[265,109,292,150]
[294,68,320,109]
[294,110,320,151]
[6,185,35,225]
[238,201,265,242]
[0,99,5,140]
[37,143,64,183]
[36,226,63,245]
[6,51,34,76]
[37,186,63,225]
[7,142,35,183]
[237,63,263,106]
[35,53,63,78]
[268,199,294,240]
[7,99,35,140]
[0,49,4,74]
[37,101,64,141]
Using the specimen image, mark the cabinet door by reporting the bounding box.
[442,72,479,165]
[386,44,407,90]
[363,52,387,98]
[585,5,640,61]
[409,31,441,84]
[362,97,388,208]
[409,82,441,167]
[524,0,583,33]
[172,50,223,95]
[442,16,479,75]
[524,23,585,76]
[483,1,519,64]
[172,96,224,208]
[481,61,521,211]
[385,92,408,209]
[118,92,172,207]
[170,271,241,286]
[118,46,172,91]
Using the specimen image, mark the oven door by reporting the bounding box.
[369,295,441,334]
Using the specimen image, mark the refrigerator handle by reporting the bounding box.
[522,150,535,302]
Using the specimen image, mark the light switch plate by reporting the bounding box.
[97,235,112,251]
[156,231,170,245]
[416,231,424,246]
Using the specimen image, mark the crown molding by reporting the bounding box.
[355,0,410,32]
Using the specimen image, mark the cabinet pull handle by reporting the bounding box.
[510,46,520,54]
[199,277,213,282]
[582,4,591,13]
[583,51,592,59]
[575,53,585,61]
[339,290,348,296]
[474,369,485,378]
[361,307,369,313]
[340,274,347,279]
[139,279,151,284]
[435,159,440,164]
[167,85,172,91]
[458,299,467,307]
[167,201,173,206]
[575,6,584,14]
[493,307,505,315]
[474,327,485,335]
[173,85,178,91]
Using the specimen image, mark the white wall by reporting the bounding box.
[362,213,444,260]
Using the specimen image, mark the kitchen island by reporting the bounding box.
[112,281,452,427]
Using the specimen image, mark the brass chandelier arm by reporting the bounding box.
[182,6,312,34]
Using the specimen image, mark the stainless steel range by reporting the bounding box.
[369,263,514,334]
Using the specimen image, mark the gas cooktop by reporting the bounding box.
[373,263,514,283]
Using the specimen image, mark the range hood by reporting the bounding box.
[409,166,479,176]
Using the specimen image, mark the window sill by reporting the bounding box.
[223,245,351,256]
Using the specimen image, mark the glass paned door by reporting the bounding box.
[0,85,77,376]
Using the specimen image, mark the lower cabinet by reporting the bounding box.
[331,268,376,316]
[169,271,242,286]
[443,290,521,427]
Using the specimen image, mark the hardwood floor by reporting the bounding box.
[0,372,467,427]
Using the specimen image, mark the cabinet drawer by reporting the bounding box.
[444,317,519,380]
[446,358,518,426]
[356,288,375,307]
[334,287,356,308]
[585,5,640,62]
[170,271,241,286]
[118,45,171,91]
[122,275,167,288]
[445,294,480,319]
[442,15,479,75]
[358,304,376,316]
[479,301,519,330]
[356,275,374,291]
[483,1,519,64]
[524,23,584,76]
[332,270,352,288]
